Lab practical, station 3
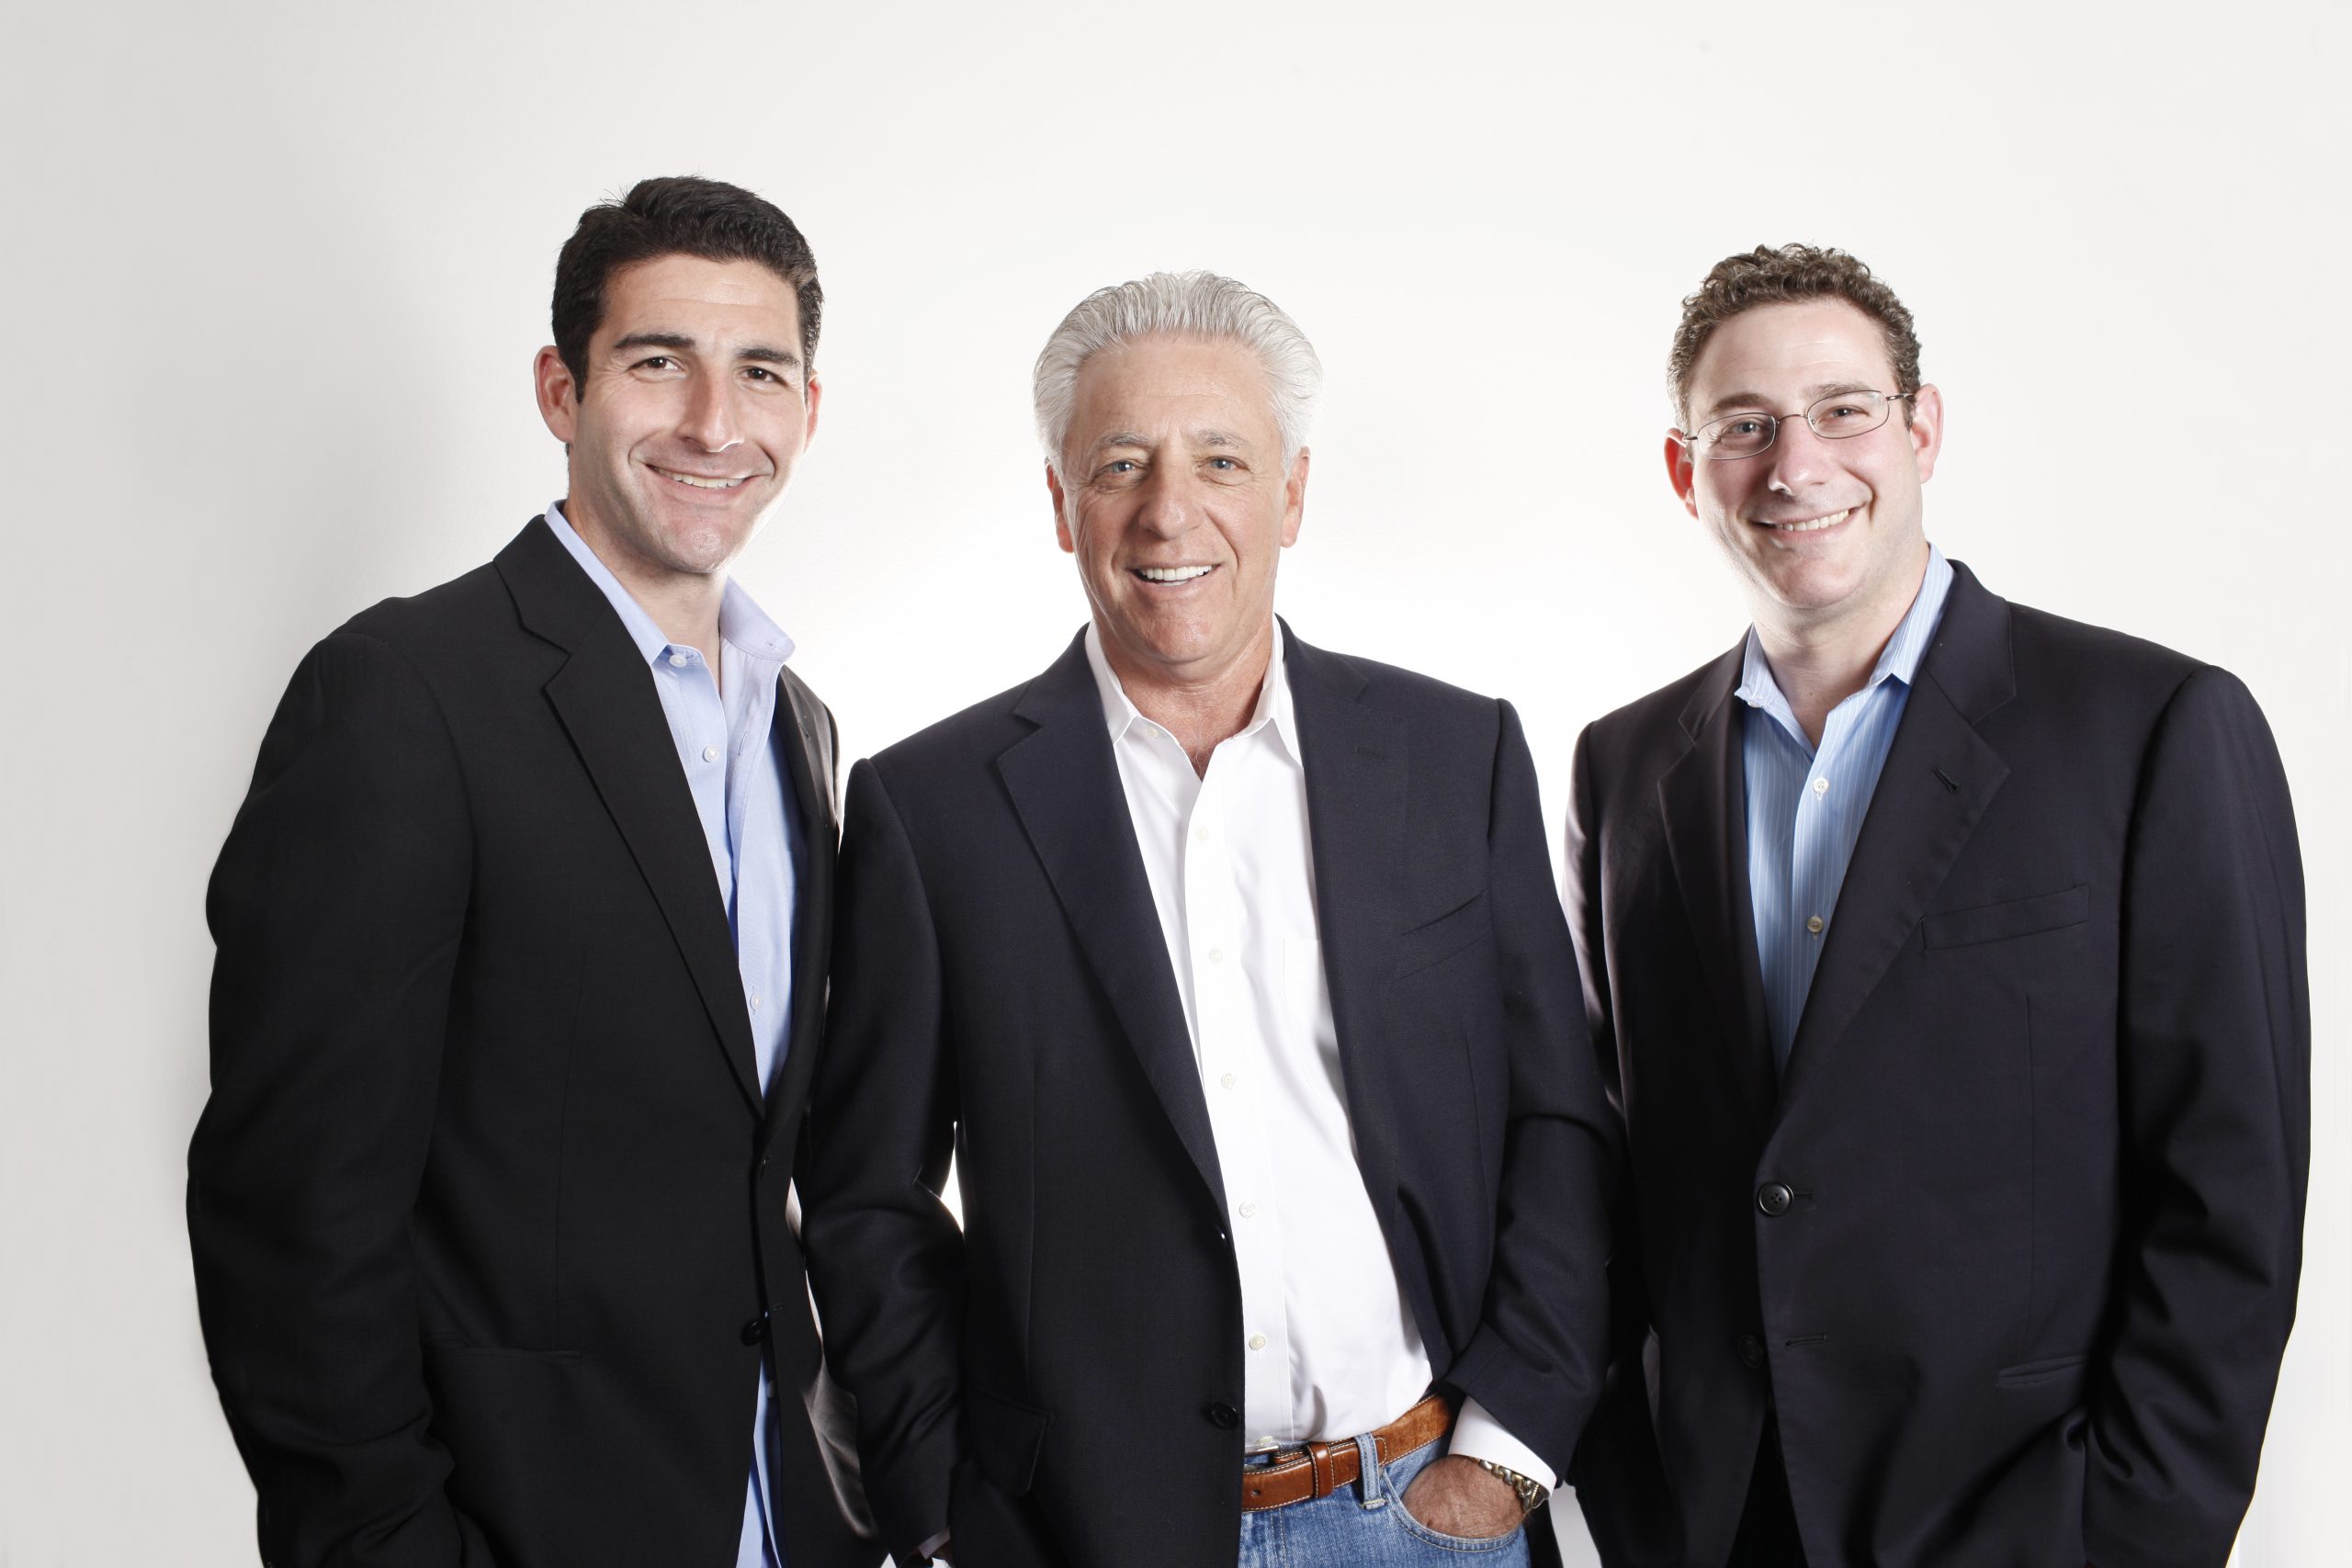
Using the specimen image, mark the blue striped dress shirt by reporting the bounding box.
[1739,547,1953,1071]
[545,504,802,1568]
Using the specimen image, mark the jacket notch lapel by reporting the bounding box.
[1287,637,1408,1229]
[1776,574,2016,1104]
[1655,651,1776,1132]
[499,520,763,1113]
[762,669,840,1148]
[543,647,764,1111]
[998,641,1228,1213]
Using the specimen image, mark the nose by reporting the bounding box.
[1133,461,1194,537]
[1763,413,1831,493]
[679,367,743,453]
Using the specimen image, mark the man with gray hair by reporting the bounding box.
[801,271,1618,1566]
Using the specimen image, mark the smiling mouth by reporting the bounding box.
[1134,565,1216,583]
[1749,508,1851,533]
[652,466,752,491]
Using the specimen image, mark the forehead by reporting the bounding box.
[595,253,802,345]
[1689,299,1895,404]
[1069,334,1279,442]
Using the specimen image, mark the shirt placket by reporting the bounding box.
[1792,695,1871,998]
[659,648,735,905]
[733,677,788,1089]
[1186,747,1292,1446]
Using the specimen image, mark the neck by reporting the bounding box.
[565,501,728,682]
[1100,620,1275,777]
[1752,546,1929,747]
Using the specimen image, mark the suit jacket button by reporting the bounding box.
[1205,1402,1240,1429]
[1738,1334,1766,1369]
[741,1313,771,1345]
[1757,1182,1794,1217]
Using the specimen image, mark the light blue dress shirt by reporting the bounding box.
[546,504,802,1568]
[1739,546,1953,1072]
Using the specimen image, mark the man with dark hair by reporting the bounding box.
[189,176,879,1568]
[1564,243,2308,1567]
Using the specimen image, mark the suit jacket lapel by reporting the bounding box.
[499,519,763,1112]
[998,634,1227,1213]
[763,667,839,1148]
[1777,566,2014,1104]
[1656,645,1776,1133]
[1283,628,1410,1237]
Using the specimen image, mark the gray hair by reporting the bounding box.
[1032,269,1322,475]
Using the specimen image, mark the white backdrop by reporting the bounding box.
[2,3,2343,1563]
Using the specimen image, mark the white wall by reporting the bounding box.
[2,3,2342,1562]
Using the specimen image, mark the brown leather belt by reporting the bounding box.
[1239,1392,1454,1512]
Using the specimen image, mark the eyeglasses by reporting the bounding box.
[1679,389,1916,460]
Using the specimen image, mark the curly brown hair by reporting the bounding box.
[1668,244,1921,427]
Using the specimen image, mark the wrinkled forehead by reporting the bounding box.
[1068,334,1283,447]
[1689,299,1899,414]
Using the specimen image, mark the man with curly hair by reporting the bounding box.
[1563,244,2307,1568]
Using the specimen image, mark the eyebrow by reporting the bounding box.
[1702,380,1882,419]
[609,331,802,367]
[1090,428,1250,453]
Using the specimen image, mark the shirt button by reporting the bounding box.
[669,651,691,668]
[1238,1201,1258,1219]
[703,744,720,762]
[1806,915,1826,934]
[750,994,762,1011]
[1195,823,1212,842]
[1220,1073,1237,1089]
[1207,947,1224,965]
[1248,1333,1267,1351]
[1812,776,1829,796]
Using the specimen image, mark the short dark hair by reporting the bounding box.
[1668,243,1921,426]
[551,175,822,391]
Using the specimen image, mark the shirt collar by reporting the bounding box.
[1082,620,1300,766]
[1735,543,1953,721]
[544,501,795,668]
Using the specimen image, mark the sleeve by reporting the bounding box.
[1559,724,1678,1557]
[1448,1395,1558,1493]
[187,630,492,1567]
[799,758,967,1562]
[2084,667,2309,1567]
[1437,701,1621,1482]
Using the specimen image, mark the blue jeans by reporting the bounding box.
[1236,1432,1533,1566]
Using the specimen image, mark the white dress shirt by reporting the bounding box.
[1084,623,1554,1490]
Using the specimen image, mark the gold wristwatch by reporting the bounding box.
[1469,1456,1549,1514]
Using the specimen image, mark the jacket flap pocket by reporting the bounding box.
[965,1385,1052,1496]
[1922,884,2089,950]
[1995,1351,2090,1390]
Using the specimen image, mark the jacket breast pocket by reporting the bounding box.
[1393,889,1489,979]
[1922,884,2090,951]
[965,1384,1053,1497]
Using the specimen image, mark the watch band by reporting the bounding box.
[1469,1456,1549,1514]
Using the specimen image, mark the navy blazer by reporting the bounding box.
[1564,563,2307,1568]
[802,626,1619,1567]
[190,519,879,1568]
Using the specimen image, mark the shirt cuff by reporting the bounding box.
[916,1530,952,1562]
[1445,1395,1557,1494]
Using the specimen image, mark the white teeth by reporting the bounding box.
[1762,508,1849,533]
[1137,566,1215,582]
[661,470,745,490]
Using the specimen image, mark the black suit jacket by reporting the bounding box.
[189,519,880,1568]
[1563,563,2307,1568]
[799,626,1618,1567]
